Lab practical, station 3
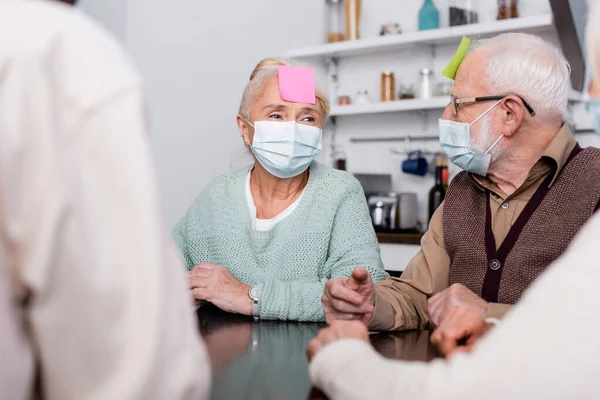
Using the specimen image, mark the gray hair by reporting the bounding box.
[472,33,571,123]
[238,67,282,120]
[238,57,330,121]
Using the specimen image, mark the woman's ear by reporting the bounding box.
[237,115,251,146]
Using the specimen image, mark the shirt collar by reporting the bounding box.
[470,124,577,197]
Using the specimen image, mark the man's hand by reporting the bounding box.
[427,283,488,327]
[322,267,375,325]
[306,321,370,362]
[430,305,493,358]
[189,262,251,315]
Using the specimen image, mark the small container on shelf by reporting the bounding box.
[418,68,435,99]
[418,0,440,31]
[381,71,396,102]
[435,82,452,97]
[326,0,345,43]
[355,89,371,105]
[338,95,352,105]
[449,0,478,27]
[497,0,519,20]
[399,84,416,100]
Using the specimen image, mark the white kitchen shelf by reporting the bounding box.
[288,14,553,60]
[330,90,584,117]
[330,97,450,116]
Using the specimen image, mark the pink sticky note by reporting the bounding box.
[278,66,316,105]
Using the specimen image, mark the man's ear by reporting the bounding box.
[499,95,525,138]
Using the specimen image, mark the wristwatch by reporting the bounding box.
[248,285,260,320]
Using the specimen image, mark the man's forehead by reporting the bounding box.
[454,52,486,96]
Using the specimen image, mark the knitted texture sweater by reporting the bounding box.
[173,162,388,322]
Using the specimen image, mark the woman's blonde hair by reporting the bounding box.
[238,57,330,120]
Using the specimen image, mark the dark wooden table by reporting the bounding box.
[198,305,440,400]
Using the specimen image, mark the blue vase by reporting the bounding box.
[418,0,440,31]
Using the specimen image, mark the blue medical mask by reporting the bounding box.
[439,100,504,177]
[246,120,322,179]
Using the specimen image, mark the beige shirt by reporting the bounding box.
[0,2,209,399]
[311,210,600,400]
[370,124,577,331]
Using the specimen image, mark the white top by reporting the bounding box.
[0,2,209,400]
[310,211,600,400]
[245,170,304,231]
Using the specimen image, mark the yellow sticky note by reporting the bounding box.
[441,36,471,80]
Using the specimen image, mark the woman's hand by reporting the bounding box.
[189,262,252,316]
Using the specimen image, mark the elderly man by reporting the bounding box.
[322,32,600,332]
[0,1,209,399]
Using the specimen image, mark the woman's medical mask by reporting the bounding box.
[246,120,322,179]
[439,100,504,177]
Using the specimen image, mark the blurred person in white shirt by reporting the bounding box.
[0,1,210,399]
[307,2,600,399]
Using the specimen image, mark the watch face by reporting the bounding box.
[249,286,258,300]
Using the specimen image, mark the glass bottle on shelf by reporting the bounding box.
[510,0,519,18]
[449,0,478,27]
[381,71,396,102]
[498,0,518,19]
[497,0,509,19]
[332,144,347,171]
[419,0,440,31]
[418,68,435,99]
[326,0,344,43]
[344,0,361,40]
[428,155,447,221]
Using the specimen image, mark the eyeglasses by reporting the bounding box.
[450,95,536,117]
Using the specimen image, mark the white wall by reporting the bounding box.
[125,0,326,228]
[77,0,127,43]
[83,0,600,271]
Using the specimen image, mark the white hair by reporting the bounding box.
[472,33,571,123]
[238,67,281,120]
[238,57,330,120]
[588,0,600,85]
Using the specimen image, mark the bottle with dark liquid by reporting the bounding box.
[428,155,447,221]
[333,145,347,171]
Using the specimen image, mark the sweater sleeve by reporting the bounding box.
[172,212,195,270]
[258,180,388,322]
[311,214,600,400]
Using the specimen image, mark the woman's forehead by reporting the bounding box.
[253,76,323,113]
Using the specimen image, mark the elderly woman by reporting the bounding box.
[173,58,388,322]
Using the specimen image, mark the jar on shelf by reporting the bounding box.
[497,0,519,20]
[399,84,416,100]
[418,68,435,99]
[355,89,371,105]
[338,95,352,105]
[449,0,478,26]
[381,71,396,102]
[326,0,344,43]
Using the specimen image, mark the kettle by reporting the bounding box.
[368,192,418,231]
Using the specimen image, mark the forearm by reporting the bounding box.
[310,340,441,400]
[368,282,429,331]
[487,302,513,319]
[258,278,327,322]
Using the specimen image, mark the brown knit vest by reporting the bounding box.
[443,145,600,304]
